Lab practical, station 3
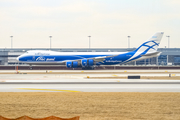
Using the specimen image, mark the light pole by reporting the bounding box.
[88,36,91,49]
[127,36,130,48]
[49,36,52,49]
[10,36,13,49]
[166,36,170,48]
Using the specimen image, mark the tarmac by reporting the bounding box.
[0,69,180,92]
[0,80,180,92]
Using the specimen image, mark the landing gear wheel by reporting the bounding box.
[29,65,33,70]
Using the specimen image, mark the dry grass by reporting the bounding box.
[141,76,180,80]
[0,93,180,120]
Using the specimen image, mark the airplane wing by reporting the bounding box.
[62,54,119,63]
[93,54,119,62]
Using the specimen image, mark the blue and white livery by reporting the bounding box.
[17,32,164,69]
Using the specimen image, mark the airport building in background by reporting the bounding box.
[0,48,180,66]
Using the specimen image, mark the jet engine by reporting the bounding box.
[88,59,94,66]
[66,61,72,68]
[66,61,79,68]
[81,59,94,67]
[81,59,88,67]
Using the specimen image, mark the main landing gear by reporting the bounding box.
[29,65,33,70]
[82,67,94,70]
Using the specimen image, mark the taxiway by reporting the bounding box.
[0,70,180,92]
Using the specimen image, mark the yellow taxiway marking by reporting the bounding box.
[112,74,118,77]
[17,88,81,92]
[172,74,176,76]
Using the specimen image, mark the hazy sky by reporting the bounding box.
[0,0,180,48]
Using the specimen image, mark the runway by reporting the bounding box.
[0,79,180,92]
[0,70,180,92]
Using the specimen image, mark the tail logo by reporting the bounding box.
[138,40,159,52]
[122,40,159,64]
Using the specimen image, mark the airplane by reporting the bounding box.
[17,32,164,69]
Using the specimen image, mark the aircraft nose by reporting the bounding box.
[16,56,19,61]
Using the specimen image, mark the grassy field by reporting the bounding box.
[0,93,180,120]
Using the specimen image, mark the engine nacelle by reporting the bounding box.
[81,59,88,67]
[88,59,94,66]
[66,61,72,68]
[72,61,78,68]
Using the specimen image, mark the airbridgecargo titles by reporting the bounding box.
[17,32,164,69]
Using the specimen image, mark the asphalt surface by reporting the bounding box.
[0,79,180,92]
[1,83,180,92]
[0,81,180,84]
[0,70,180,92]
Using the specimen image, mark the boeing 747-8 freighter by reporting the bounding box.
[17,32,164,69]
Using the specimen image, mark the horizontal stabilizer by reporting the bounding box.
[141,51,161,57]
